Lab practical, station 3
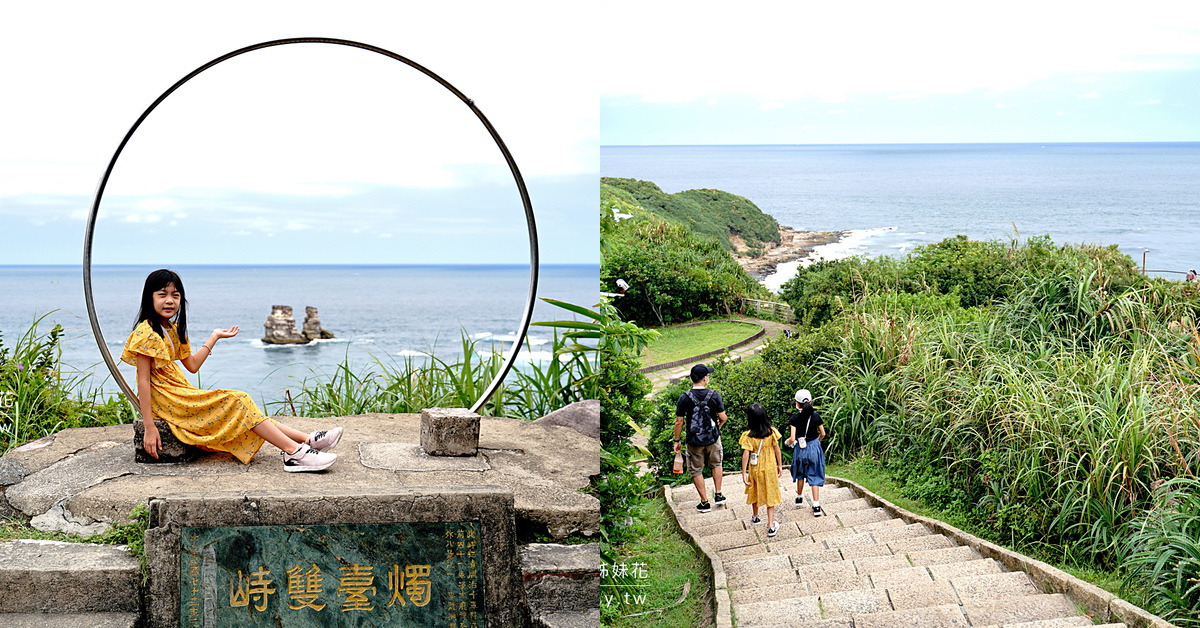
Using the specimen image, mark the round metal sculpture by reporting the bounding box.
[83,37,539,414]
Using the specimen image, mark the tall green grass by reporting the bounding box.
[650,239,1200,619]
[1,314,135,454]
[271,317,599,420]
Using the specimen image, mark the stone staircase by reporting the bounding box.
[669,478,1137,628]
[0,539,141,627]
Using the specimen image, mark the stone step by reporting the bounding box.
[736,595,823,627]
[884,580,959,611]
[961,593,1081,626]
[950,570,1040,605]
[0,613,138,627]
[745,619,853,628]
[928,558,1004,581]
[725,553,793,577]
[519,543,600,617]
[908,545,983,566]
[730,567,801,590]
[854,603,970,628]
[732,582,811,605]
[531,608,601,628]
[692,519,747,537]
[1000,617,1094,628]
[0,540,140,614]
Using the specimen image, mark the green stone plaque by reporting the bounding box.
[179,522,484,628]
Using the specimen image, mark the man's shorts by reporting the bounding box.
[789,438,825,486]
[685,439,723,478]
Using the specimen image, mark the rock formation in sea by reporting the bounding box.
[262,305,308,344]
[302,306,334,341]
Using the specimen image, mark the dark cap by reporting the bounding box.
[689,364,714,383]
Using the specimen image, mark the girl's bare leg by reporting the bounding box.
[767,505,775,528]
[811,485,821,502]
[252,421,302,454]
[271,422,310,444]
[797,480,806,501]
[752,504,760,518]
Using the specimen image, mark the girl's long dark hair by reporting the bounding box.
[135,269,189,343]
[747,403,772,438]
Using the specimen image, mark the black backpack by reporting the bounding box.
[685,389,719,446]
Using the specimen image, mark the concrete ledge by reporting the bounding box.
[639,320,765,374]
[829,475,1181,628]
[661,485,734,628]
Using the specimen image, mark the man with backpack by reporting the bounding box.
[673,364,729,513]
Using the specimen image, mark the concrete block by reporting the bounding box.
[678,509,736,528]
[850,518,906,533]
[1001,617,1093,628]
[532,608,601,628]
[759,522,805,543]
[798,516,844,535]
[809,526,858,543]
[0,540,139,613]
[420,407,480,456]
[521,543,600,616]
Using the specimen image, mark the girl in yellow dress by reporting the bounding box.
[739,403,784,536]
[122,269,341,472]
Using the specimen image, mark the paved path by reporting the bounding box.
[668,477,1130,628]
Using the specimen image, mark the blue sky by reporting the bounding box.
[0,1,599,265]
[601,1,1200,145]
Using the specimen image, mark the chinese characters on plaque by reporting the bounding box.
[180,522,482,627]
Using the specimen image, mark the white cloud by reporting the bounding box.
[760,101,784,110]
[1129,99,1163,105]
[1078,91,1100,99]
[600,0,1200,103]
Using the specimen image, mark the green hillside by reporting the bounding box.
[601,177,780,252]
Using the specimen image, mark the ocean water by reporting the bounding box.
[601,143,1200,289]
[0,264,598,405]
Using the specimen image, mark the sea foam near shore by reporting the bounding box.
[762,226,897,292]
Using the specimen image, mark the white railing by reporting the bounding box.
[742,298,795,322]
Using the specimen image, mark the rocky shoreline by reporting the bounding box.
[735,225,847,280]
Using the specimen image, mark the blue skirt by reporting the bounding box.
[789,438,825,486]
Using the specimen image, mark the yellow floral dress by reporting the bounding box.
[121,320,268,464]
[739,427,783,507]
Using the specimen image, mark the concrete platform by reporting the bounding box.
[0,413,599,540]
[0,539,139,613]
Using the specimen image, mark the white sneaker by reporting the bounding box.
[307,427,343,452]
[283,444,336,472]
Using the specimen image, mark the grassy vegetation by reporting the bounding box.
[602,495,710,628]
[602,178,780,253]
[644,235,1200,623]
[1,313,135,454]
[268,315,598,421]
[639,321,761,368]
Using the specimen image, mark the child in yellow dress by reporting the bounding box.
[122,269,341,472]
[739,403,783,536]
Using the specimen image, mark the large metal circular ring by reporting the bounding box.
[83,37,539,415]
